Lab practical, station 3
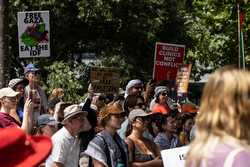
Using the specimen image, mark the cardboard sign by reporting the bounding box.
[153,42,185,82]
[18,11,50,58]
[90,67,120,93]
[161,146,189,167]
[176,64,192,96]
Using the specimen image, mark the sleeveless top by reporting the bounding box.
[127,138,155,162]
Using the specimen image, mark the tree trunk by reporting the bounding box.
[0,0,9,88]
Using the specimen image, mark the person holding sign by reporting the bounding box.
[186,67,250,167]
[126,109,163,167]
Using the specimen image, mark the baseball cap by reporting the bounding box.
[0,87,19,98]
[37,114,56,127]
[62,104,88,123]
[0,128,52,167]
[8,78,29,89]
[24,63,39,74]
[128,109,153,122]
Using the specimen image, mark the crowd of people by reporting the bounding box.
[0,64,250,167]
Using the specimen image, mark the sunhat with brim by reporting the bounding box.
[0,87,19,99]
[128,109,153,122]
[62,104,88,124]
[99,102,125,120]
[8,78,29,89]
[0,128,52,167]
[24,63,39,74]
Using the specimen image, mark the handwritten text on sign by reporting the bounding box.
[90,67,120,93]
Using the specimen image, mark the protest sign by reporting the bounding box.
[90,67,120,93]
[161,146,189,167]
[176,64,192,97]
[153,42,185,82]
[18,11,50,58]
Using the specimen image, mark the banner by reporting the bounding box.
[18,11,50,58]
[90,67,120,93]
[161,146,189,167]
[153,42,185,82]
[176,64,192,97]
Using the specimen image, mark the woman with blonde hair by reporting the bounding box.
[186,67,250,167]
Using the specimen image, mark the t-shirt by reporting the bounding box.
[190,143,250,167]
[0,112,21,128]
[46,127,80,167]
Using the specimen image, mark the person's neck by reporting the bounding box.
[105,126,117,137]
[130,129,144,140]
[0,107,10,114]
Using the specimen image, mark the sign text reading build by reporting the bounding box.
[153,42,185,82]
[18,11,50,58]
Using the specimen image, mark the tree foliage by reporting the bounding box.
[6,0,250,99]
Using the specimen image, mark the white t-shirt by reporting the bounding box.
[46,127,80,167]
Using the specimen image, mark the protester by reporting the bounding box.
[24,63,48,120]
[33,114,57,137]
[126,109,163,167]
[124,79,143,98]
[154,112,181,150]
[150,86,171,113]
[118,94,146,139]
[186,67,250,167]
[0,127,52,167]
[46,104,91,167]
[8,77,29,123]
[178,113,195,145]
[0,87,32,133]
[85,102,128,167]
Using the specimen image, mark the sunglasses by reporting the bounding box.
[161,92,168,96]
[134,87,142,90]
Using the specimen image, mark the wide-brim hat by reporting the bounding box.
[0,128,52,167]
[99,102,125,121]
[8,78,29,89]
[128,109,153,122]
[62,104,88,123]
[0,87,19,99]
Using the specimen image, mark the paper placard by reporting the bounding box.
[90,67,120,93]
[161,146,189,167]
[18,11,50,58]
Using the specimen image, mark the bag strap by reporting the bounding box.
[97,135,112,167]
[223,148,244,167]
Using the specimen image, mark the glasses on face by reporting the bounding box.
[72,115,85,122]
[113,113,125,119]
[161,92,168,96]
[134,86,142,90]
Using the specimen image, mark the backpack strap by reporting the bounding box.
[223,148,244,167]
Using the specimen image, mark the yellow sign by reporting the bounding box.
[90,67,120,93]
[176,64,192,94]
